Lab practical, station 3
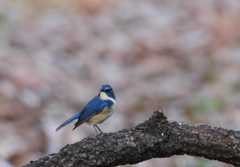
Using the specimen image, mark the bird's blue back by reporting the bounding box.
[56,96,112,131]
[79,96,110,121]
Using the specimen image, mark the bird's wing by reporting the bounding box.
[72,96,108,130]
[56,96,107,131]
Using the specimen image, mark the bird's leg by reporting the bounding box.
[93,125,99,134]
[93,124,103,134]
[96,125,103,134]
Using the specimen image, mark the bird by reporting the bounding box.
[56,84,116,134]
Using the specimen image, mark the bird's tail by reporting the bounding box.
[56,112,81,131]
[72,118,84,130]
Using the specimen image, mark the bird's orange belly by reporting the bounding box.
[88,107,113,125]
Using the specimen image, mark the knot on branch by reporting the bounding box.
[135,110,168,137]
[151,110,168,123]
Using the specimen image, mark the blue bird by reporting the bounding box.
[56,84,116,133]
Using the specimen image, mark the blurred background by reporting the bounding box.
[0,0,240,167]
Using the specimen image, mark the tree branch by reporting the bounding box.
[23,111,240,167]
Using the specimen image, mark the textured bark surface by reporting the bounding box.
[23,111,240,167]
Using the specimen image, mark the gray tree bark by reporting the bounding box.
[23,111,240,167]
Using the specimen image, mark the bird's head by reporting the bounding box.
[99,84,116,101]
